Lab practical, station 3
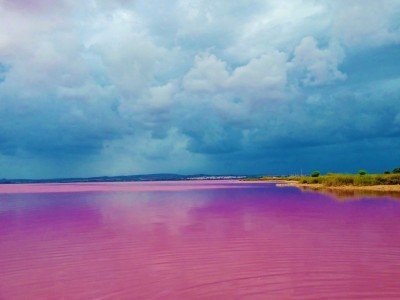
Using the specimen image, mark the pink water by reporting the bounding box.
[1,181,400,299]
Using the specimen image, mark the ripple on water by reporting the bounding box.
[1,182,400,299]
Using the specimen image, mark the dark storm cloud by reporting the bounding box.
[0,0,399,178]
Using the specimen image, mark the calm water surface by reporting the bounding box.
[1,181,400,299]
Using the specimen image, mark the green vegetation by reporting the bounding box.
[358,169,367,176]
[255,168,400,188]
[311,170,320,177]
[288,173,400,187]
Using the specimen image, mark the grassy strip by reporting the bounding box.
[282,173,400,186]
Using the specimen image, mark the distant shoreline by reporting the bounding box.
[0,175,249,185]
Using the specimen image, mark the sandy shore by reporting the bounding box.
[269,181,400,200]
[244,179,400,198]
[279,182,400,192]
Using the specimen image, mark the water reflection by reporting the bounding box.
[1,182,400,299]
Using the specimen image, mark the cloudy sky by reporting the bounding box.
[0,0,399,178]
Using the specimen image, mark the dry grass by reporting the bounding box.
[286,173,400,186]
[255,173,400,193]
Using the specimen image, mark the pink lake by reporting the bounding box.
[1,181,400,299]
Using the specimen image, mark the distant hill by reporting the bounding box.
[0,174,253,184]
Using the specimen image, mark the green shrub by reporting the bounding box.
[358,169,367,176]
[311,170,320,177]
[393,167,400,174]
[384,171,390,174]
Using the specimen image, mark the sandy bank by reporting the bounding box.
[273,181,400,194]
